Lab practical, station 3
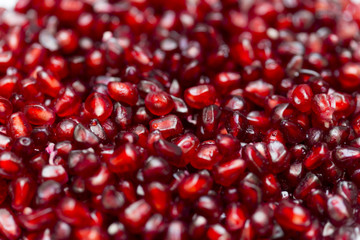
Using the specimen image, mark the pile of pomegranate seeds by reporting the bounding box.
[1,0,360,239]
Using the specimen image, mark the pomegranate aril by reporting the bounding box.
[280,120,306,144]
[251,204,274,237]
[85,164,114,195]
[339,63,360,90]
[54,87,81,117]
[41,165,68,185]
[9,177,35,211]
[206,224,231,240]
[113,102,132,130]
[191,143,222,170]
[101,185,125,212]
[36,180,62,206]
[24,104,55,126]
[178,173,212,200]
[68,149,100,177]
[303,143,329,170]
[145,182,170,214]
[107,143,140,174]
[145,91,174,116]
[197,104,221,140]
[0,208,21,240]
[7,112,32,138]
[327,195,353,226]
[226,111,247,139]
[173,132,199,167]
[184,84,216,109]
[150,114,183,139]
[294,172,321,200]
[0,96,13,124]
[275,200,311,232]
[73,123,100,147]
[154,139,183,167]
[84,92,113,122]
[245,79,274,107]
[36,70,62,97]
[121,199,152,233]
[225,203,247,231]
[107,81,138,106]
[290,84,313,113]
[19,208,56,231]
[213,158,246,186]
[0,151,23,179]
[56,197,91,227]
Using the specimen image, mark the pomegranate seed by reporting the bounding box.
[145,91,175,116]
[24,104,55,125]
[213,158,246,186]
[150,114,183,139]
[339,63,360,90]
[73,123,100,147]
[225,203,247,231]
[0,208,21,239]
[327,195,353,226]
[275,200,311,232]
[0,151,23,179]
[85,92,113,122]
[251,204,274,237]
[0,96,13,124]
[290,84,313,113]
[121,199,152,233]
[184,84,216,109]
[191,143,222,170]
[36,70,62,97]
[107,143,140,174]
[18,208,56,231]
[7,112,32,138]
[56,197,91,227]
[178,173,212,200]
[9,177,35,211]
[108,81,138,106]
[36,180,62,206]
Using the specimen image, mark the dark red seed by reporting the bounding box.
[275,200,311,232]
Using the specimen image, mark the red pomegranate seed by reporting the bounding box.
[213,158,246,186]
[84,92,113,122]
[9,177,35,211]
[225,203,247,231]
[107,143,140,174]
[0,151,23,179]
[290,84,313,113]
[56,197,92,227]
[149,114,183,139]
[18,208,56,231]
[36,70,62,97]
[275,200,311,232]
[7,112,32,138]
[24,103,55,125]
[184,84,216,109]
[191,143,222,170]
[145,91,175,116]
[107,81,138,106]
[0,208,21,239]
[327,195,353,226]
[178,173,212,200]
[121,199,152,233]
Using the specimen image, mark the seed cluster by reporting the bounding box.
[0,0,360,239]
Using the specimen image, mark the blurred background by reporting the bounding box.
[0,0,16,9]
